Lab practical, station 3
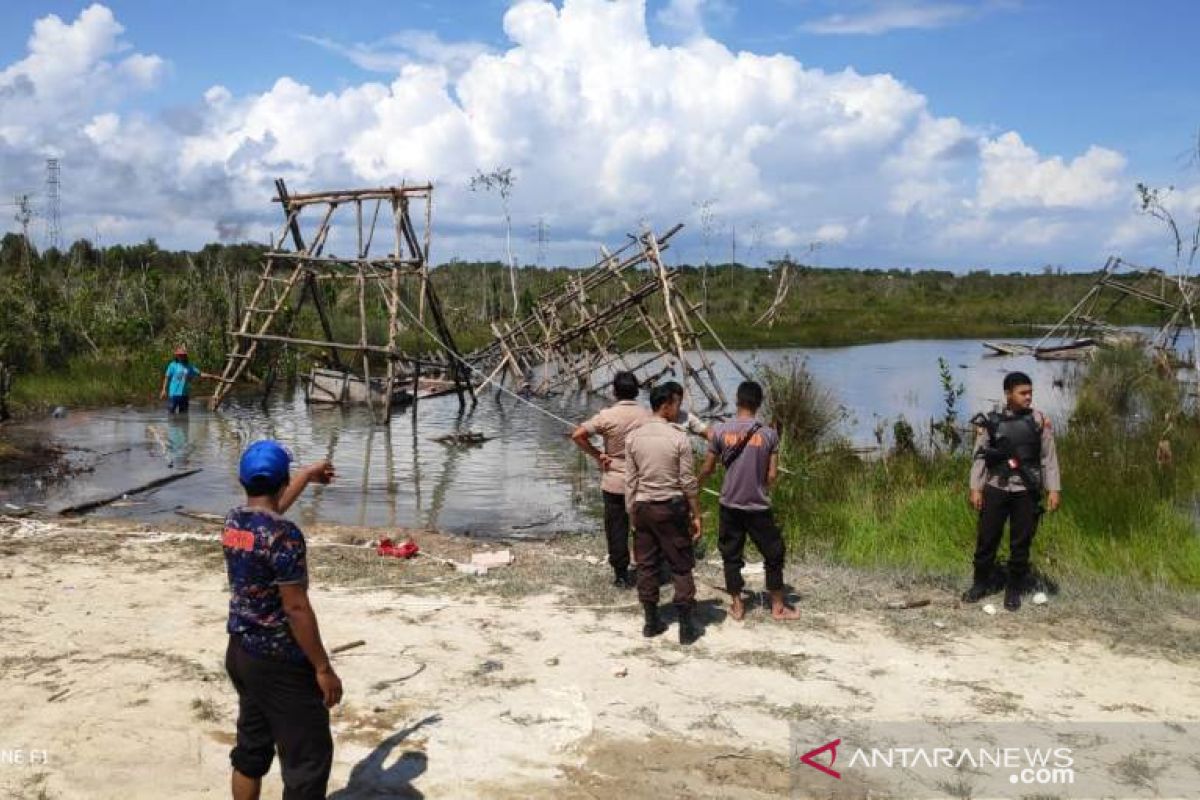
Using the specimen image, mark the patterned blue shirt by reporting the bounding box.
[165,361,200,397]
[222,506,309,664]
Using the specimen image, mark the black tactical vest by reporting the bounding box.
[987,410,1042,464]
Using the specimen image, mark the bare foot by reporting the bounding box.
[729,594,746,621]
[771,603,801,621]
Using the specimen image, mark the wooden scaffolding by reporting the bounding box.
[209,180,469,421]
[469,224,749,410]
[1036,256,1200,362]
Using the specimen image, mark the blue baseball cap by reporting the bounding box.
[238,440,292,493]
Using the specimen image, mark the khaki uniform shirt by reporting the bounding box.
[969,409,1062,493]
[581,400,653,495]
[625,416,699,509]
[673,410,710,439]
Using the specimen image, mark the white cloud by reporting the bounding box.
[977,132,1126,210]
[298,30,491,77]
[656,0,734,41]
[0,0,1186,270]
[0,3,164,148]
[802,1,1011,36]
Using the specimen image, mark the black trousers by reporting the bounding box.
[602,490,631,574]
[974,485,1039,578]
[225,637,333,800]
[632,498,696,606]
[718,505,786,594]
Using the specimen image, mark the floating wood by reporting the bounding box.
[59,468,203,516]
[432,431,493,446]
[173,507,225,524]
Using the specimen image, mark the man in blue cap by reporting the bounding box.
[221,440,339,800]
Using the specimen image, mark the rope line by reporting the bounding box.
[394,300,580,429]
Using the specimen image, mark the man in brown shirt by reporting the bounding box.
[965,370,1062,611]
[625,384,703,644]
[572,371,652,588]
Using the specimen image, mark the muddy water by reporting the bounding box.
[0,339,1078,533]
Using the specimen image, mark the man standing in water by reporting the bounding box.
[625,384,703,644]
[159,345,212,414]
[698,380,799,621]
[572,371,652,588]
[964,371,1062,611]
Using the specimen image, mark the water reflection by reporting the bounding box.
[4,338,1088,531]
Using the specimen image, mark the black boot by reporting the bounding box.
[961,564,990,603]
[613,567,635,589]
[677,604,702,645]
[1004,566,1025,611]
[642,602,667,638]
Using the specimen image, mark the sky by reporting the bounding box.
[1,0,1199,270]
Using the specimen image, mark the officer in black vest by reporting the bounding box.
[964,371,1062,610]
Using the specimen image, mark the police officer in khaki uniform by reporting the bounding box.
[625,384,703,644]
[572,371,653,588]
[964,371,1062,611]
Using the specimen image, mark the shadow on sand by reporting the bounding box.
[328,714,441,799]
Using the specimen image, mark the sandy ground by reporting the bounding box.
[1,516,1198,799]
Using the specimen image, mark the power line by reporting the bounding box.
[44,158,61,251]
[530,216,549,267]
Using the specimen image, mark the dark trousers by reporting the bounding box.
[225,637,333,800]
[718,505,786,594]
[168,395,189,414]
[632,498,696,606]
[602,490,631,574]
[974,485,1039,579]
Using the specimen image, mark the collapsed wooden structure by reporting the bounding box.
[1038,257,1196,354]
[468,224,749,409]
[209,181,469,422]
[985,256,1200,364]
[209,182,748,420]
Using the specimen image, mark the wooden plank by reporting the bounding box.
[230,332,396,355]
[60,469,204,516]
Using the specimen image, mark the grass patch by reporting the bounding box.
[190,696,221,722]
[711,349,1200,591]
[9,352,164,413]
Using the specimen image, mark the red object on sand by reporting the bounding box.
[377,537,419,559]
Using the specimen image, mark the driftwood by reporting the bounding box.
[330,639,367,655]
[59,468,203,516]
[885,598,931,610]
[174,507,224,524]
[432,431,493,446]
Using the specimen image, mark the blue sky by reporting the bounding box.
[2,0,1199,269]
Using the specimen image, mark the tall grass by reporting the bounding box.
[10,351,166,412]
[717,348,1200,590]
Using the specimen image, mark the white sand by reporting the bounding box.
[1,519,1197,798]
